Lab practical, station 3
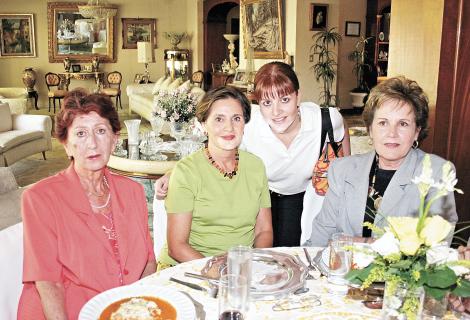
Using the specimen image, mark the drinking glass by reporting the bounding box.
[227,245,252,314]
[124,119,141,145]
[218,274,248,320]
[327,233,353,289]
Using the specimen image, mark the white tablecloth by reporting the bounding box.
[138,247,382,320]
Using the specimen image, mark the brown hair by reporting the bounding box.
[196,86,251,123]
[363,76,429,141]
[253,61,300,101]
[55,89,121,142]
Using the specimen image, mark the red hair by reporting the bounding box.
[55,89,121,142]
[254,62,300,101]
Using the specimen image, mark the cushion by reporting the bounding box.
[167,78,183,91]
[101,88,120,96]
[0,130,44,152]
[47,90,67,98]
[157,77,173,93]
[151,76,167,95]
[0,167,18,194]
[179,80,191,91]
[190,86,206,102]
[0,103,12,133]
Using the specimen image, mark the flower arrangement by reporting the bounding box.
[346,154,468,319]
[152,88,197,123]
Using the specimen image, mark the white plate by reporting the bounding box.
[79,284,196,320]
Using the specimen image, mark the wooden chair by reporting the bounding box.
[191,70,204,88]
[224,74,235,85]
[101,71,122,109]
[45,72,67,113]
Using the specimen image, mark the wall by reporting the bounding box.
[387,0,444,150]
[0,0,198,108]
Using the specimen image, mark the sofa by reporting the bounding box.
[0,88,29,114]
[0,103,52,167]
[127,76,205,121]
[0,167,25,319]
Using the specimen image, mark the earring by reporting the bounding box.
[412,140,419,149]
[368,137,373,145]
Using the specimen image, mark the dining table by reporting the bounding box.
[136,247,384,320]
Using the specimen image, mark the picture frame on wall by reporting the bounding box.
[345,21,361,37]
[0,13,36,57]
[309,4,328,31]
[241,0,284,59]
[121,18,157,49]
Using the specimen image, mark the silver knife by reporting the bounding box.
[169,277,206,292]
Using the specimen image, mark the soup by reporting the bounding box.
[99,296,177,320]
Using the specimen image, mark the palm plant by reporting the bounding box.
[348,36,373,93]
[311,27,342,108]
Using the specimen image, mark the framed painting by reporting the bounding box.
[241,0,284,59]
[310,3,328,31]
[345,21,361,37]
[47,2,116,63]
[0,14,36,57]
[121,18,156,49]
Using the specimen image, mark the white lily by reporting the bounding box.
[371,232,400,257]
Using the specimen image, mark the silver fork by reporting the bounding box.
[303,248,321,279]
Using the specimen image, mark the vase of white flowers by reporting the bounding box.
[346,154,468,320]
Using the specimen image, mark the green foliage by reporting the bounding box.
[311,27,341,108]
[347,36,372,93]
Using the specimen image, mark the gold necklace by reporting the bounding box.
[204,147,239,179]
[368,156,383,210]
[89,176,111,209]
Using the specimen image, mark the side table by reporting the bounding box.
[27,90,39,110]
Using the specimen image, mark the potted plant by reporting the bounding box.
[311,27,342,108]
[348,36,373,108]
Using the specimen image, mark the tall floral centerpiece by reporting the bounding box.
[346,154,468,319]
[152,87,198,142]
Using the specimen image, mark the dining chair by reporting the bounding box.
[101,71,122,109]
[224,74,235,85]
[45,72,67,113]
[191,70,204,88]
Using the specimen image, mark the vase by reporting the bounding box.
[422,293,448,319]
[22,67,37,92]
[124,119,141,145]
[382,282,424,320]
[169,121,189,143]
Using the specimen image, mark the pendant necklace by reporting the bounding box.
[204,147,239,179]
[368,156,383,210]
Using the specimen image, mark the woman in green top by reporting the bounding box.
[159,86,273,267]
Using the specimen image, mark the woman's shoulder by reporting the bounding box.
[173,149,206,173]
[412,149,454,172]
[24,169,69,196]
[331,152,374,170]
[239,149,265,165]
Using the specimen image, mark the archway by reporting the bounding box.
[203,0,240,89]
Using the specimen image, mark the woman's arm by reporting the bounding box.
[154,172,171,200]
[254,207,273,248]
[140,259,157,278]
[342,122,351,156]
[36,281,68,320]
[167,212,205,262]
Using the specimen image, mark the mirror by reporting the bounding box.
[47,2,116,63]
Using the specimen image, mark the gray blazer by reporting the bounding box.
[305,148,458,247]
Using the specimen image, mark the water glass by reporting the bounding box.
[227,245,252,313]
[327,233,353,287]
[218,274,248,320]
[124,119,141,145]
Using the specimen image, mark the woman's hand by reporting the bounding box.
[254,207,273,248]
[167,212,205,262]
[36,281,68,320]
[154,172,171,200]
[449,246,470,313]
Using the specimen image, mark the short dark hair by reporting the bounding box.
[254,61,300,101]
[196,86,251,123]
[363,76,429,141]
[55,89,121,142]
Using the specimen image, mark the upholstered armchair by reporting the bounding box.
[0,88,29,114]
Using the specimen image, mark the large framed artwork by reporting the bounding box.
[121,18,156,49]
[310,3,328,31]
[47,2,116,63]
[0,14,36,57]
[241,0,284,59]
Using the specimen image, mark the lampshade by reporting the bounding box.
[137,42,155,64]
[78,0,117,20]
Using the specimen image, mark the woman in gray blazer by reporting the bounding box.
[305,77,458,247]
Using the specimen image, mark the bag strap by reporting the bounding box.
[318,108,341,158]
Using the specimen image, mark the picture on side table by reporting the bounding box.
[309,4,328,31]
[122,18,157,49]
[0,14,36,57]
[241,0,284,59]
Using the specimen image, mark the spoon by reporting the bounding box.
[294,286,310,295]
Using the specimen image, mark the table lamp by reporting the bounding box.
[137,41,154,83]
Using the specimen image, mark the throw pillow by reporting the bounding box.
[151,76,167,95]
[167,78,183,92]
[0,103,12,132]
[157,77,173,94]
[190,86,206,102]
[0,167,18,194]
[179,80,191,91]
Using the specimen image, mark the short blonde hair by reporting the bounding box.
[363,76,429,141]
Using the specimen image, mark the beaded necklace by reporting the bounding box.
[204,147,239,179]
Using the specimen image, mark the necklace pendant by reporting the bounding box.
[373,196,382,210]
